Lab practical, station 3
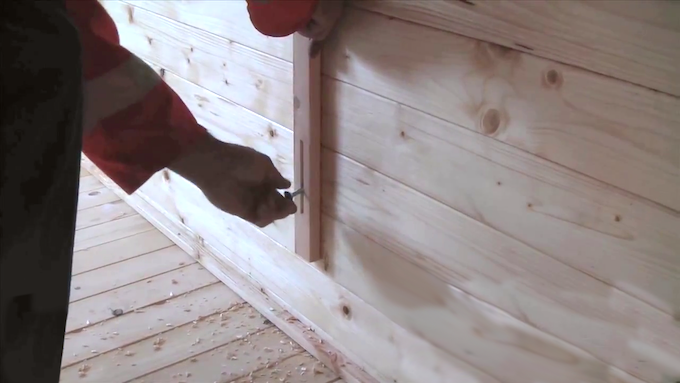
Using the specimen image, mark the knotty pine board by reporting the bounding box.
[322,77,680,316]
[102,1,293,130]
[71,230,173,275]
[76,187,120,211]
[144,62,294,251]
[122,0,293,62]
[73,215,154,252]
[324,8,680,212]
[83,157,475,383]
[68,246,192,302]
[354,0,680,97]
[129,163,651,383]
[75,200,136,230]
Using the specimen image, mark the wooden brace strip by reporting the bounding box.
[292,34,321,262]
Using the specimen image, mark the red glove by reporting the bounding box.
[246,0,319,37]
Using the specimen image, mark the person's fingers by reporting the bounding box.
[253,188,297,227]
[266,163,292,190]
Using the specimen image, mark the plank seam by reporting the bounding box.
[65,275,219,335]
[74,224,156,252]
[61,281,226,368]
[120,325,278,383]
[68,258,196,304]
[320,74,680,216]
[71,243,175,276]
[350,4,680,99]
[119,0,293,64]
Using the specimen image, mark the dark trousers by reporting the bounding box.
[1,1,83,382]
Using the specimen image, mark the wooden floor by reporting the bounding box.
[61,167,342,383]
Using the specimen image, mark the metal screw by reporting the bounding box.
[284,188,304,200]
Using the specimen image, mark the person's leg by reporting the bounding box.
[1,2,84,382]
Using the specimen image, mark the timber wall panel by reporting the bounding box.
[354,0,680,97]
[319,6,679,383]
[103,1,293,130]
[324,8,680,212]
[99,1,680,382]
[124,0,292,62]
[84,157,500,383]
[101,0,295,250]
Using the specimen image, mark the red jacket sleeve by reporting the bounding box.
[246,0,318,37]
[64,0,208,194]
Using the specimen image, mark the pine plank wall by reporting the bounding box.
[92,1,680,382]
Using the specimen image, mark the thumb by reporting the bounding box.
[267,166,292,190]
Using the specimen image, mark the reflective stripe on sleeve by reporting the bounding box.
[82,54,161,134]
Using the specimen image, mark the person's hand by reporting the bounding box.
[169,133,296,227]
[297,0,345,42]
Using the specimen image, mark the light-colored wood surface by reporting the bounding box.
[101,1,293,130]
[96,1,680,382]
[145,60,295,251]
[61,175,337,383]
[292,34,322,262]
[354,0,680,97]
[320,78,680,381]
[82,157,382,383]
[324,8,680,212]
[123,0,292,62]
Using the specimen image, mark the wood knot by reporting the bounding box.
[162,169,170,181]
[126,6,134,23]
[614,214,622,222]
[481,108,502,136]
[399,130,406,138]
[341,305,351,318]
[293,96,301,110]
[159,68,166,78]
[88,191,100,196]
[543,68,563,89]
[267,126,277,138]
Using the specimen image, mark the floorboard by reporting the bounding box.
[61,175,336,382]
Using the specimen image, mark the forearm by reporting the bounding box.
[65,0,208,194]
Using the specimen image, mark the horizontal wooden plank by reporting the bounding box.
[322,78,680,316]
[82,156,498,383]
[72,230,173,275]
[124,0,292,62]
[73,214,154,252]
[321,150,679,382]
[354,0,680,97]
[77,187,119,211]
[69,246,193,302]
[324,8,680,211]
[75,200,136,230]
[62,283,240,367]
[103,1,293,129]
[62,306,268,382]
[66,263,217,333]
[78,175,104,193]
[143,63,294,251]
[130,327,299,382]
[163,176,648,383]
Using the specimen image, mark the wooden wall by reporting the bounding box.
[94,1,680,382]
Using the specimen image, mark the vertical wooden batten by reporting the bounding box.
[292,34,322,262]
